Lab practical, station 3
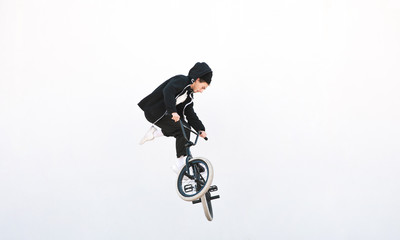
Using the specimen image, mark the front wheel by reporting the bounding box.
[176,157,214,201]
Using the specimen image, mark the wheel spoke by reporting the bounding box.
[176,158,214,202]
[183,171,194,180]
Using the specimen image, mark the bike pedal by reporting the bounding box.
[210,195,220,200]
[192,199,201,204]
[209,185,218,192]
[184,184,194,193]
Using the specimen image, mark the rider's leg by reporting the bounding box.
[139,125,164,145]
[153,115,191,172]
[171,155,186,174]
[172,129,190,174]
[153,115,190,156]
[153,127,164,137]
[140,112,166,145]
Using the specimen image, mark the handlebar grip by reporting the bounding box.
[204,137,208,141]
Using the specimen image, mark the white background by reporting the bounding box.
[1,0,400,239]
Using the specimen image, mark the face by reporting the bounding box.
[191,78,209,93]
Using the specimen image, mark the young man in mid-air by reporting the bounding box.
[138,62,212,173]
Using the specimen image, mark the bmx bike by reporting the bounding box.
[176,120,220,221]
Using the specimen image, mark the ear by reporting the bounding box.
[195,78,201,82]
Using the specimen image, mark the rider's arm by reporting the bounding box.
[163,76,187,115]
[171,112,180,122]
[199,131,207,138]
[185,104,205,133]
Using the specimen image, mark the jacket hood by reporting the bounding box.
[188,62,213,81]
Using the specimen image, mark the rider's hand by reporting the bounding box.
[199,131,207,139]
[171,112,180,122]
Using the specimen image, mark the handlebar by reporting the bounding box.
[179,120,208,142]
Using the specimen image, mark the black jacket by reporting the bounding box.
[138,62,212,132]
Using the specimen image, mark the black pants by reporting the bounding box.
[145,113,190,158]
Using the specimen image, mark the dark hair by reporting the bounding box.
[199,72,212,85]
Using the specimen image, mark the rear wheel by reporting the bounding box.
[176,157,213,201]
[201,192,213,221]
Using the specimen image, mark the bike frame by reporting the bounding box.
[178,120,207,174]
[176,120,219,222]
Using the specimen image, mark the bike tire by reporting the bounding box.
[176,157,214,201]
[201,192,213,221]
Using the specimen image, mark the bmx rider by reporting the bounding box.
[138,62,212,173]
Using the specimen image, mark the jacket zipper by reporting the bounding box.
[175,85,191,100]
[153,84,191,125]
[182,92,194,119]
[152,110,167,125]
